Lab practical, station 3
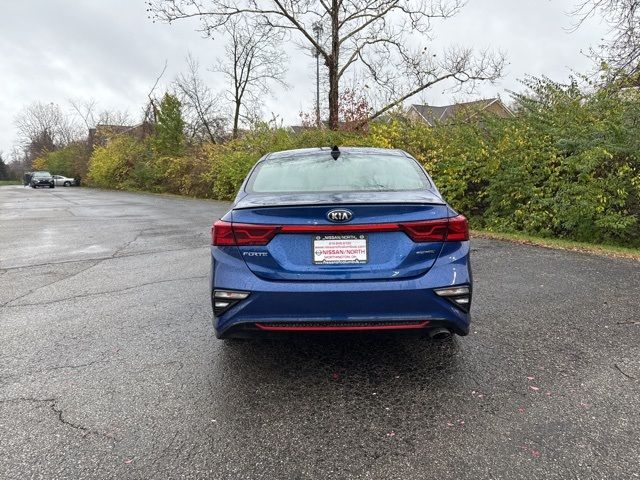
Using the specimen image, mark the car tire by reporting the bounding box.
[63,181,70,187]
[49,184,55,189]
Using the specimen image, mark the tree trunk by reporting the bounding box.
[328,0,340,130]
[232,100,241,139]
[328,62,339,130]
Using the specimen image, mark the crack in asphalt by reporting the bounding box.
[0,260,102,308]
[0,246,207,272]
[43,357,110,372]
[146,430,181,478]
[47,191,83,206]
[0,397,113,440]
[3,275,208,308]
[614,363,637,380]
[111,226,154,258]
[617,320,640,326]
[0,396,57,405]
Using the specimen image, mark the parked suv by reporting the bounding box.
[30,171,55,188]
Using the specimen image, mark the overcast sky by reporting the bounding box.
[0,0,608,156]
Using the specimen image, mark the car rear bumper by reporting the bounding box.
[210,242,472,338]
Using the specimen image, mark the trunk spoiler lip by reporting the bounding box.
[233,191,446,209]
[233,201,446,210]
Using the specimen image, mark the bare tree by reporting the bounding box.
[366,46,505,123]
[572,0,640,76]
[15,102,82,149]
[174,54,227,143]
[14,102,81,160]
[149,0,504,130]
[143,60,169,125]
[69,99,131,129]
[212,18,288,138]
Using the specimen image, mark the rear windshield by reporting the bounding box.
[247,153,431,193]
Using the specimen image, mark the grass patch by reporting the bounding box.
[0,180,21,186]
[472,229,640,261]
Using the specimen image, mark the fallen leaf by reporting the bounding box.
[530,386,540,391]
[124,459,133,465]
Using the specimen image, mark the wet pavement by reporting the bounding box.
[0,185,639,479]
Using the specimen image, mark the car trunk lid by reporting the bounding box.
[228,192,451,282]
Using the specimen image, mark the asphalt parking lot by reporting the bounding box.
[0,185,639,479]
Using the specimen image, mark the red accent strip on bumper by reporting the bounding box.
[254,321,430,332]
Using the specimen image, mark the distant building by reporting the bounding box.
[88,122,153,149]
[407,98,514,126]
[288,125,314,135]
[619,86,640,101]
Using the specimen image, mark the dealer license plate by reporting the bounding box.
[313,234,368,265]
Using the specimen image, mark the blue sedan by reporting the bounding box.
[210,147,472,340]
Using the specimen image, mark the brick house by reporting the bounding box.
[87,122,153,150]
[406,98,514,126]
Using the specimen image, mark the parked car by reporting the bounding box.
[53,175,75,187]
[30,171,55,188]
[210,147,472,340]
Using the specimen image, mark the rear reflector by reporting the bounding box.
[212,215,469,246]
[255,320,430,332]
[434,285,471,312]
[213,289,249,316]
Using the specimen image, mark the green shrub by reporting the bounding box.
[154,93,185,156]
[33,142,89,178]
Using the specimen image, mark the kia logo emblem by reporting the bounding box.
[327,209,353,223]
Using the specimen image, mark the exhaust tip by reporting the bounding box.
[428,327,453,341]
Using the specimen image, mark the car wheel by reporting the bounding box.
[50,184,55,188]
[63,181,70,187]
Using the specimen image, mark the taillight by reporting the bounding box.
[212,220,235,245]
[446,215,469,241]
[212,220,279,246]
[400,215,468,242]
[232,223,279,245]
[211,215,469,246]
[401,220,449,242]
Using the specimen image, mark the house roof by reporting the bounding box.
[409,98,512,125]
